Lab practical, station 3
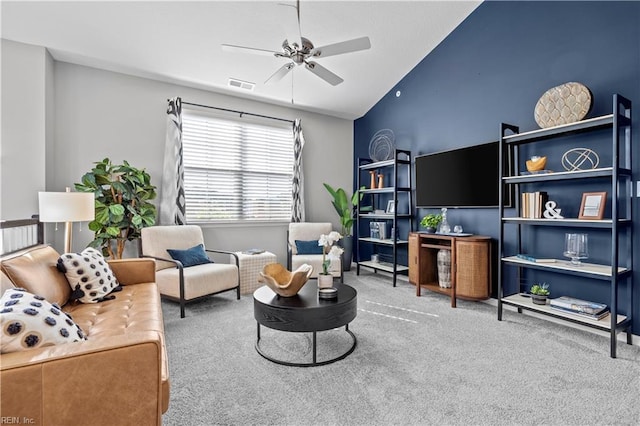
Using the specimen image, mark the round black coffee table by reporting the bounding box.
[253,282,357,367]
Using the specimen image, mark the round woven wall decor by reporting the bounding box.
[368,129,395,162]
[534,82,593,128]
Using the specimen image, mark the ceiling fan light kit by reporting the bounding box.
[222,1,370,87]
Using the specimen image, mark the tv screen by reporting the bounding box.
[415,142,509,208]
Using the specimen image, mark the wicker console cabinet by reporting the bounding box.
[409,233,491,307]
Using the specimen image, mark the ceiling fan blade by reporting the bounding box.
[222,43,279,57]
[311,36,371,58]
[305,61,343,86]
[279,1,302,47]
[265,63,294,84]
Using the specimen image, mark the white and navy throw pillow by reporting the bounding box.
[0,288,86,353]
[57,247,122,303]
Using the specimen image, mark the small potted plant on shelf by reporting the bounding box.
[420,214,442,233]
[530,283,550,305]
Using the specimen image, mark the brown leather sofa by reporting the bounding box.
[0,245,169,425]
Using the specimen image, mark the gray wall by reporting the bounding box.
[1,39,52,219]
[2,40,354,262]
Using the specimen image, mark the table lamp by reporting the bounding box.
[38,188,95,253]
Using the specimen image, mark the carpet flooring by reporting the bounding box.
[161,271,640,425]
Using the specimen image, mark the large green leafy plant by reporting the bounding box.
[323,183,364,235]
[75,158,157,259]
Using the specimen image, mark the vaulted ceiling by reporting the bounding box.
[1,1,481,119]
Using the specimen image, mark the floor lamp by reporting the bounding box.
[38,188,95,253]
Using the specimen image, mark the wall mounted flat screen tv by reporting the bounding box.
[415,141,511,208]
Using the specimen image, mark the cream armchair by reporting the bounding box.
[141,225,240,318]
[287,222,343,283]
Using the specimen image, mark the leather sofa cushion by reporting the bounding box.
[1,245,71,307]
[65,281,169,412]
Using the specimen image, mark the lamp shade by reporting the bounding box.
[38,191,95,223]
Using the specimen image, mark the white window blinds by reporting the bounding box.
[182,110,294,223]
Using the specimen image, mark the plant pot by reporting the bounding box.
[339,235,353,271]
[424,227,436,234]
[317,274,334,289]
[531,294,548,305]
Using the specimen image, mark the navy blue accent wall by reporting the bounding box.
[354,1,640,331]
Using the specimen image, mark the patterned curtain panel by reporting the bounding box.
[159,97,186,225]
[291,118,306,222]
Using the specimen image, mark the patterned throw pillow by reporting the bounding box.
[0,288,86,353]
[57,247,122,303]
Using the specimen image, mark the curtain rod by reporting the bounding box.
[176,100,294,124]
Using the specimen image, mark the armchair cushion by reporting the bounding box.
[1,288,86,354]
[294,240,323,255]
[57,248,121,303]
[155,263,238,300]
[167,244,212,267]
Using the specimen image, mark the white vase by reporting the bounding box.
[318,274,334,289]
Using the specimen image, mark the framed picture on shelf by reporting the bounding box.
[578,192,606,220]
[385,200,395,214]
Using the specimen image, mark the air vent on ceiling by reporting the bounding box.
[228,78,255,91]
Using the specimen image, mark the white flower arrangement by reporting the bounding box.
[318,231,344,275]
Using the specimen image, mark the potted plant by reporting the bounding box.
[530,283,550,305]
[323,183,364,271]
[420,214,442,233]
[75,158,157,259]
[318,231,344,288]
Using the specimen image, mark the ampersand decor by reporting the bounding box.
[543,200,564,219]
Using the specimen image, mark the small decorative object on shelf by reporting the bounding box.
[543,200,564,219]
[526,155,547,172]
[369,171,377,189]
[453,225,463,234]
[420,213,442,233]
[563,233,588,265]
[550,296,609,319]
[530,283,550,305]
[385,200,394,214]
[439,208,451,233]
[534,82,592,128]
[377,174,384,189]
[578,192,606,220]
[561,147,600,171]
[437,249,452,288]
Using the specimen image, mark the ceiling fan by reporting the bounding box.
[222,0,371,86]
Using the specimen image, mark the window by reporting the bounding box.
[182,110,294,223]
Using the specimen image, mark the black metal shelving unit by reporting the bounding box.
[356,149,413,287]
[497,94,633,358]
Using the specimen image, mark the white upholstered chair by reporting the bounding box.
[287,222,343,283]
[140,225,240,318]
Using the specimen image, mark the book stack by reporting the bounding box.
[550,296,610,320]
[521,191,548,219]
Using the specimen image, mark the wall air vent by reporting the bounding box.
[228,78,255,91]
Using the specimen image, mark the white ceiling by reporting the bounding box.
[1,1,481,120]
